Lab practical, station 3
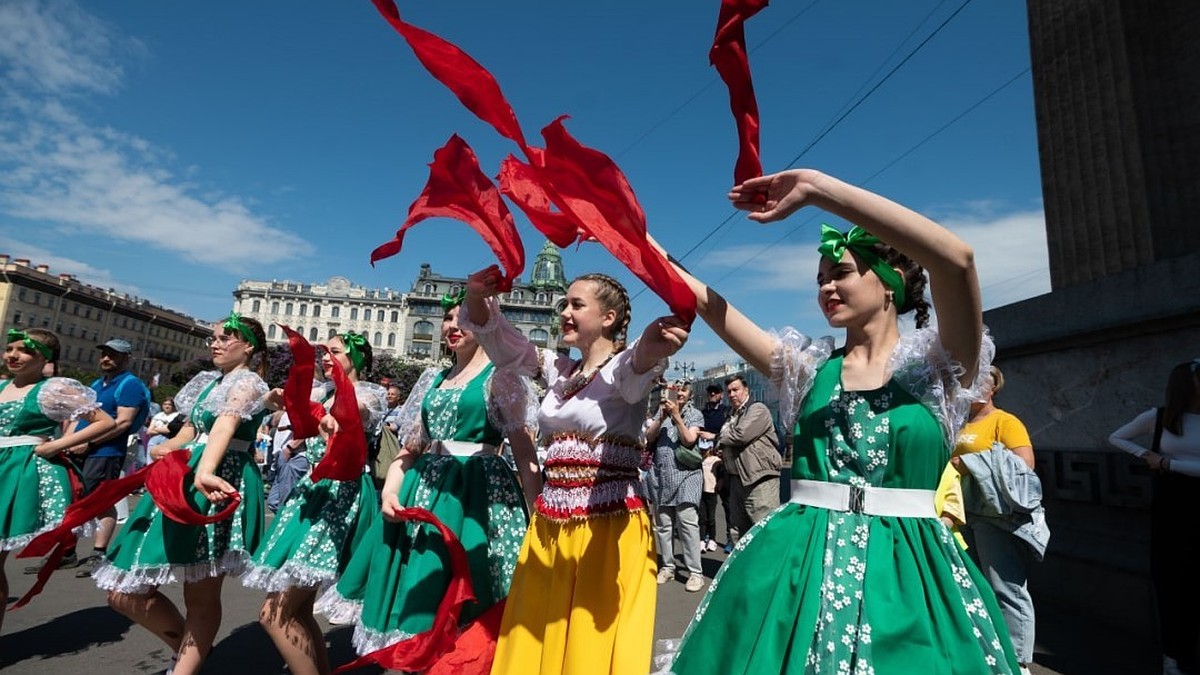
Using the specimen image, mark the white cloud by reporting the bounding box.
[0,235,138,295]
[0,0,313,274]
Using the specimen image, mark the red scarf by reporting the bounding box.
[711,0,768,185]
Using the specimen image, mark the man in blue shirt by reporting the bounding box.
[69,338,150,576]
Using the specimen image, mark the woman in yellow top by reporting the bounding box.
[952,365,1036,673]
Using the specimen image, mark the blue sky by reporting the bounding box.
[0,0,1046,372]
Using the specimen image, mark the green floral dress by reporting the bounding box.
[317,363,534,655]
[242,381,388,592]
[0,378,98,551]
[666,328,1020,675]
[93,369,269,593]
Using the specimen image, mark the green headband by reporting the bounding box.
[338,332,368,374]
[440,289,466,312]
[817,224,908,311]
[221,312,261,349]
[6,328,53,360]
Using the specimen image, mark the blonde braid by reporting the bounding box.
[574,273,631,352]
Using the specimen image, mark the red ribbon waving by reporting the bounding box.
[367,0,697,326]
[308,341,367,483]
[280,325,325,441]
[370,135,525,292]
[334,507,476,673]
[711,0,768,185]
[370,0,529,154]
[497,154,581,248]
[13,450,240,609]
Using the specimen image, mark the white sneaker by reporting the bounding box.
[656,566,676,584]
[1018,666,1032,675]
[707,539,719,552]
[685,574,705,592]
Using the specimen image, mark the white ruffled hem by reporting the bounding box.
[651,638,683,675]
[314,586,363,626]
[240,561,337,593]
[352,621,418,656]
[92,550,251,594]
[0,519,96,552]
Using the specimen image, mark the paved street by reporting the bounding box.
[2,505,1157,674]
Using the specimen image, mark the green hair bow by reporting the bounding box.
[221,313,261,349]
[817,224,907,311]
[6,328,53,360]
[338,332,368,374]
[440,289,467,312]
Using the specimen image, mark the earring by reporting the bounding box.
[884,290,894,309]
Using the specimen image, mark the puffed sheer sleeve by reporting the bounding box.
[393,367,439,451]
[609,338,667,405]
[36,377,100,422]
[459,296,563,387]
[888,326,996,450]
[198,369,269,420]
[174,370,221,417]
[484,367,539,436]
[353,381,390,434]
[767,328,835,433]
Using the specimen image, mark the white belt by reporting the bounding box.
[790,479,937,518]
[0,435,47,448]
[194,434,253,454]
[430,440,496,457]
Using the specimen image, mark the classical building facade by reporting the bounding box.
[0,254,213,382]
[232,241,570,360]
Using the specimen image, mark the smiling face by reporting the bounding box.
[559,280,617,348]
[441,305,478,356]
[4,338,46,379]
[816,250,892,329]
[321,335,355,379]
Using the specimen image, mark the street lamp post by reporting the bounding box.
[672,360,695,382]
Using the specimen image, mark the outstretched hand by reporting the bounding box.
[729,169,823,223]
[468,265,504,300]
[637,316,690,363]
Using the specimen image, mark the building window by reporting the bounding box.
[331,306,340,318]
[271,301,280,314]
[309,327,318,341]
[530,328,550,346]
[410,343,431,356]
[268,324,277,340]
[72,303,79,315]
[41,316,49,328]
[328,328,338,339]
[252,300,261,312]
[17,289,26,301]
[12,311,20,324]
[373,331,382,346]
[510,290,523,301]
[285,303,293,316]
[363,309,371,322]
[33,292,41,306]
[299,304,307,317]
[387,332,396,347]
[313,305,321,318]
[537,292,547,303]
[423,283,435,294]
[350,308,358,320]
[390,310,399,323]
[413,320,434,337]
[27,313,36,327]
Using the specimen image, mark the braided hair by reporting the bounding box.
[573,273,631,352]
[866,242,931,329]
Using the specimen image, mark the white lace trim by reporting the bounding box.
[352,621,418,656]
[174,371,221,418]
[36,377,100,423]
[353,381,390,434]
[314,586,363,625]
[484,368,539,435]
[0,518,96,552]
[767,329,836,433]
[394,367,439,451]
[240,560,337,593]
[92,550,251,594]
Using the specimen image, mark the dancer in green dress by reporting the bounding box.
[317,292,539,669]
[96,315,270,675]
[659,169,1020,674]
[246,332,387,675]
[1,328,115,633]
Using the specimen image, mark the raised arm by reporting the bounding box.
[730,169,982,384]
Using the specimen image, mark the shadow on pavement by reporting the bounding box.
[0,606,134,668]
[203,621,286,673]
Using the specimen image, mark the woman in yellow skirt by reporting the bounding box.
[463,269,689,675]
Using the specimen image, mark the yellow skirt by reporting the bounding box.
[490,509,656,675]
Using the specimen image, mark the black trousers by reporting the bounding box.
[1151,472,1200,671]
[698,492,719,542]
